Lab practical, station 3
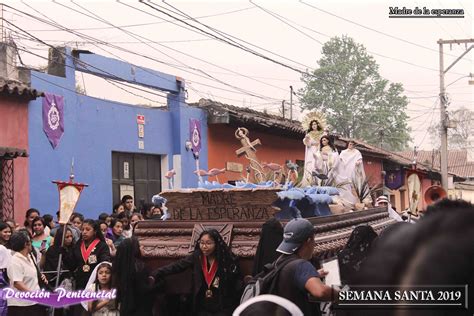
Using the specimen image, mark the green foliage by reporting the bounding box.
[299,35,411,151]
[353,177,383,203]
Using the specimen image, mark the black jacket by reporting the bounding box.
[155,253,242,315]
[63,240,111,289]
[119,265,159,316]
[44,244,74,284]
[252,218,283,276]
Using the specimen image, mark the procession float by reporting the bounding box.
[134,112,399,299]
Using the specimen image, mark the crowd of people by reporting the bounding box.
[0,196,472,316]
[0,194,162,316]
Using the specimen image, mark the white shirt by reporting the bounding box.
[7,251,40,306]
[0,245,12,269]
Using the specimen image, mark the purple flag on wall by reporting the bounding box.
[189,119,201,153]
[385,170,404,190]
[42,92,64,149]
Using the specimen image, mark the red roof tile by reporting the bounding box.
[192,99,449,176]
[0,147,28,159]
[397,150,474,178]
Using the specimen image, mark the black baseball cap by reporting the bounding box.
[277,218,316,254]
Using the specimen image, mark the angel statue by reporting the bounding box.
[339,140,365,187]
[314,135,339,184]
[334,140,366,206]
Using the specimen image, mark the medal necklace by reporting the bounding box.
[201,255,218,299]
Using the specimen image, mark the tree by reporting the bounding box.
[429,107,474,149]
[299,35,411,151]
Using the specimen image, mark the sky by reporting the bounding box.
[2,0,473,150]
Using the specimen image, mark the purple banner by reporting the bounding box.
[1,287,116,308]
[42,92,64,149]
[385,170,404,190]
[189,118,201,153]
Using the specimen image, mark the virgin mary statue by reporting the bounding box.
[301,112,326,186]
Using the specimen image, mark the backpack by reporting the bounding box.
[240,255,304,304]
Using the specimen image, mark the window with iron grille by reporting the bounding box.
[0,158,14,221]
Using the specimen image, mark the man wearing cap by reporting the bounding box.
[374,195,389,207]
[272,218,337,316]
[375,195,403,222]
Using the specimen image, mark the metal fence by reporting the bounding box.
[0,158,14,220]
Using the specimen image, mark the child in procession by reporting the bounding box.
[86,262,119,316]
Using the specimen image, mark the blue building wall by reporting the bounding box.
[28,48,207,218]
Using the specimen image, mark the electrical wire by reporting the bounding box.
[49,1,286,100]
[248,0,324,45]
[52,2,274,101]
[437,0,471,38]
[299,0,469,61]
[244,0,462,111]
[155,0,314,70]
[71,0,289,95]
[25,5,256,32]
[249,0,443,74]
[2,35,169,106]
[9,2,456,126]
[456,0,473,20]
[141,1,344,88]
[2,25,170,104]
[18,2,450,110]
[407,95,439,99]
[17,37,214,45]
[13,37,275,104]
[6,4,284,104]
[102,78,167,105]
[414,100,440,148]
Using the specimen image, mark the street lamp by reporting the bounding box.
[446,73,473,88]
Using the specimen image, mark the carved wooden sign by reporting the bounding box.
[160,188,280,221]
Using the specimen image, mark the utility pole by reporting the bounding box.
[1,4,4,42]
[281,100,286,119]
[289,85,293,120]
[438,41,448,192]
[438,38,474,191]
[379,130,384,149]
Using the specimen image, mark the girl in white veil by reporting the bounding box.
[82,261,118,315]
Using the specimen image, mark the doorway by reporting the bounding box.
[112,152,162,211]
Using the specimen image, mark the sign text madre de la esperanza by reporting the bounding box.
[166,190,276,221]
